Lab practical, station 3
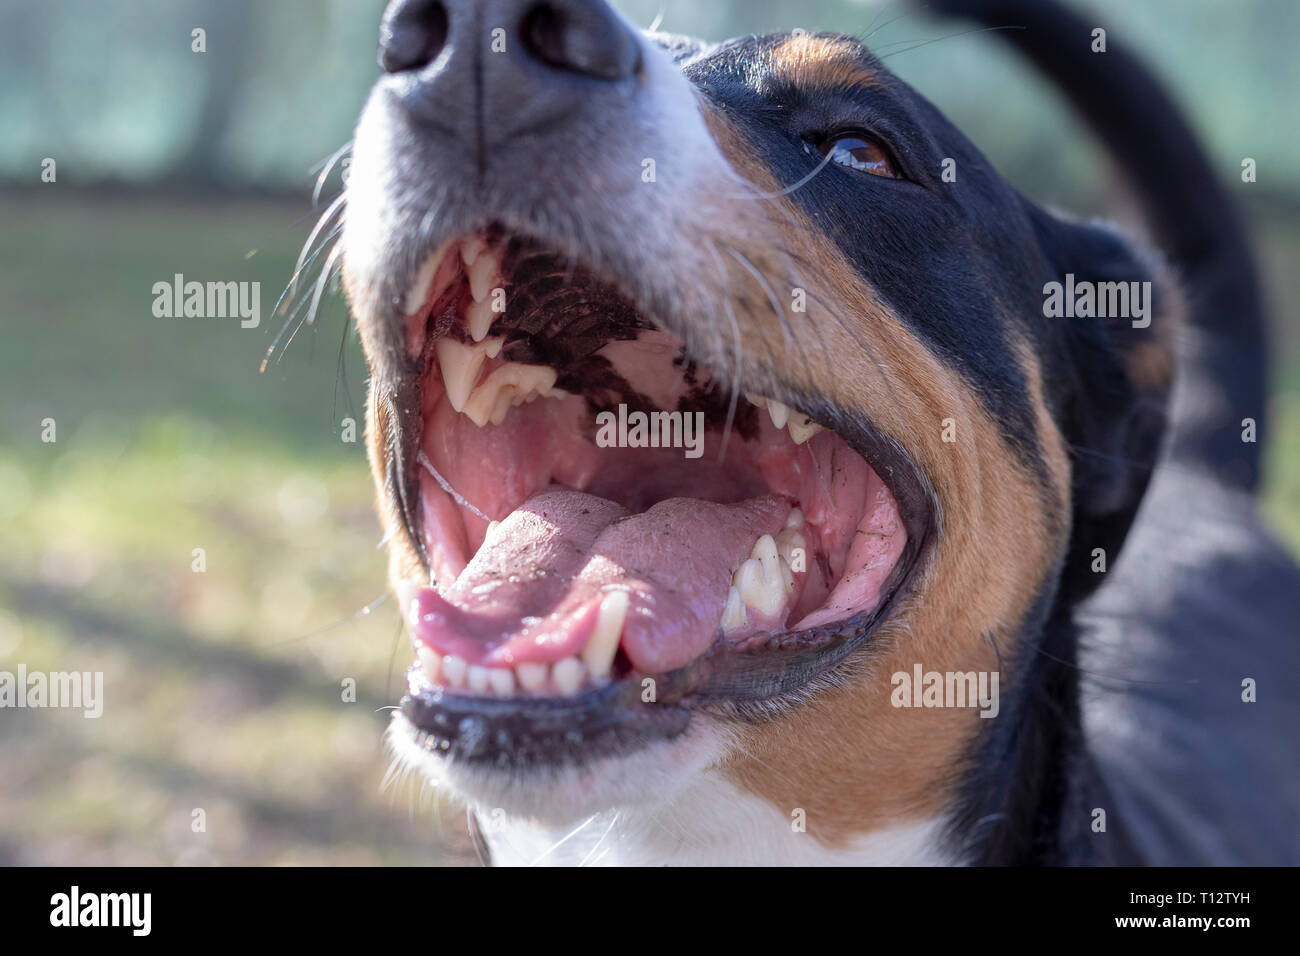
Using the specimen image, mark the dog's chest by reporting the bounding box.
[479,776,953,866]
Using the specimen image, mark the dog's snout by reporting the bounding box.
[380,0,449,74]
[518,1,641,81]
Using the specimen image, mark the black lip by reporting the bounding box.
[380,228,938,767]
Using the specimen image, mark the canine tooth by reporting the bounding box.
[442,655,467,687]
[483,336,504,358]
[552,657,586,695]
[468,253,499,302]
[787,413,823,445]
[735,558,783,617]
[436,338,487,413]
[466,296,496,342]
[460,238,486,268]
[752,533,781,583]
[485,519,500,537]
[516,662,548,692]
[488,667,515,695]
[745,392,768,409]
[417,647,441,684]
[720,586,747,632]
[467,665,490,693]
[766,401,790,430]
[582,591,628,679]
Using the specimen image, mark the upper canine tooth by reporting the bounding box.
[436,338,488,413]
[468,253,499,302]
[766,401,790,430]
[787,413,823,445]
[744,392,768,409]
[460,238,486,268]
[466,296,497,342]
[582,591,629,679]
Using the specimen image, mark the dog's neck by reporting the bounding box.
[478,772,954,866]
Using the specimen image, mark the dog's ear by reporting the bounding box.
[1030,210,1178,603]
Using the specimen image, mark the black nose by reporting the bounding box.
[379,0,640,82]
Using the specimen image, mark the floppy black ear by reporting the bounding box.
[1031,211,1178,603]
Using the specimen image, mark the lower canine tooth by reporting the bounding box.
[766,401,790,430]
[488,668,515,695]
[468,253,499,302]
[721,586,747,632]
[552,657,586,695]
[752,533,781,582]
[442,655,467,687]
[516,662,548,691]
[582,591,629,679]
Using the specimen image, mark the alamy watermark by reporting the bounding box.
[0,666,103,718]
[891,664,999,718]
[152,274,260,328]
[594,404,705,460]
[1043,273,1151,328]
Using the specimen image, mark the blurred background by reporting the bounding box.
[0,0,1296,865]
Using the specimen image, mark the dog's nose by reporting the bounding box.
[379,0,641,81]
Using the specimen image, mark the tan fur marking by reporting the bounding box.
[697,110,1073,845]
[769,35,884,95]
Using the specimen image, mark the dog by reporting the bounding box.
[339,0,1300,865]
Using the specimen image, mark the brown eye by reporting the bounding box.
[817,133,900,179]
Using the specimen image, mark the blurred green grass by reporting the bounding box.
[0,191,1296,865]
[0,193,475,865]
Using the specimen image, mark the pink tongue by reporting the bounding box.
[413,488,791,673]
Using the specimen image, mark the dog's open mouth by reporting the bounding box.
[389,230,931,762]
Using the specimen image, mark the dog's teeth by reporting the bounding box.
[485,519,500,537]
[744,392,768,409]
[516,662,548,692]
[752,533,781,583]
[784,508,805,529]
[436,338,487,413]
[552,657,586,695]
[787,413,823,445]
[734,557,783,617]
[466,296,496,342]
[776,528,805,593]
[488,667,515,696]
[460,238,486,268]
[417,647,441,684]
[766,401,790,430]
[467,664,491,693]
[582,591,628,680]
[442,654,467,688]
[468,253,499,302]
[463,363,561,427]
[720,585,747,632]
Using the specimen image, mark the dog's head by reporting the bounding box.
[342,0,1174,855]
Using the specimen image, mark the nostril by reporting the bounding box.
[379,0,449,74]
[520,0,640,81]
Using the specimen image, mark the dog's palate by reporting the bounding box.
[400,235,907,697]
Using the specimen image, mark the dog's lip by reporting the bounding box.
[371,227,937,760]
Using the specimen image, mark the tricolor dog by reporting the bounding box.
[339,0,1300,864]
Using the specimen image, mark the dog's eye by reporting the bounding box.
[815,132,900,179]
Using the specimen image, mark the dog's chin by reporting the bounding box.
[386,710,732,825]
